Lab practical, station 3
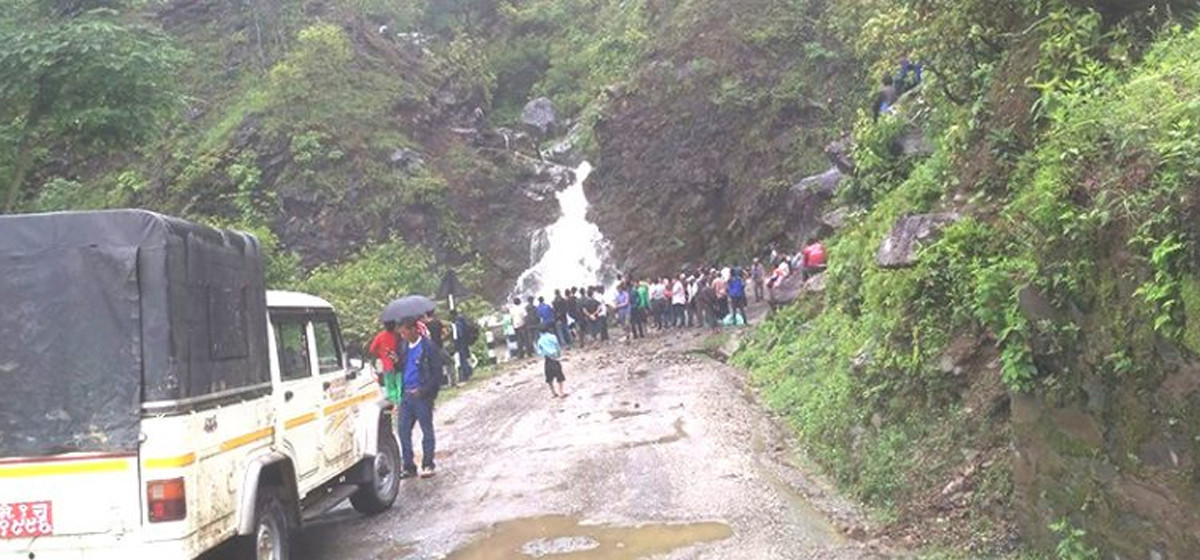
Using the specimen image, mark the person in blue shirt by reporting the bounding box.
[535,324,566,398]
[728,268,749,325]
[395,316,444,478]
[536,296,555,328]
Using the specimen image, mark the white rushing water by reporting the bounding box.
[511,161,616,299]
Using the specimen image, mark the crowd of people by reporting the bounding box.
[365,239,828,477]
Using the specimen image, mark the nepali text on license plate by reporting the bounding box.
[0,501,53,539]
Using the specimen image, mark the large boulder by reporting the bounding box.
[787,166,845,243]
[768,272,807,309]
[876,212,959,269]
[791,167,846,198]
[521,97,560,139]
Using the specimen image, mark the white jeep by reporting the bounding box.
[0,210,401,560]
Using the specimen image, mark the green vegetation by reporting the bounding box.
[297,240,436,347]
[737,0,1200,555]
[0,0,186,211]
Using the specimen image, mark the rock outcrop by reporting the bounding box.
[876,213,960,269]
[521,97,560,139]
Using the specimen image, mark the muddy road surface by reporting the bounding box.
[289,327,888,559]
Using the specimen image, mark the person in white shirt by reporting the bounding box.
[671,276,688,327]
[508,298,529,359]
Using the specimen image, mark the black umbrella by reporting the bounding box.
[381,295,436,323]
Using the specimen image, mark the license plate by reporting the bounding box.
[0,501,53,539]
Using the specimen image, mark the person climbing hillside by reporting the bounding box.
[801,239,827,280]
[873,75,899,121]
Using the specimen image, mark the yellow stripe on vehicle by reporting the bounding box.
[144,453,196,469]
[323,391,377,415]
[219,427,274,453]
[0,459,130,478]
[285,412,318,429]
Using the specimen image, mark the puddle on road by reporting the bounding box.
[446,515,732,560]
[619,417,688,450]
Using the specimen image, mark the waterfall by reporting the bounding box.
[511,161,617,299]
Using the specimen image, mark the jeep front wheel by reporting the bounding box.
[350,429,401,514]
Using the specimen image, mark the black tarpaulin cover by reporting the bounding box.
[0,210,270,458]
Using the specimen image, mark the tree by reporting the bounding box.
[0,5,186,212]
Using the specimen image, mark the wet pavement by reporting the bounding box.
[287,320,892,560]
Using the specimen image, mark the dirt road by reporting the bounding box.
[287,322,890,560]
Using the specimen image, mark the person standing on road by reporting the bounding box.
[552,289,571,347]
[452,311,474,382]
[508,298,528,359]
[564,288,581,348]
[632,278,650,339]
[425,311,455,387]
[671,275,688,328]
[751,259,765,302]
[649,278,667,330]
[712,272,729,322]
[369,321,399,389]
[614,282,631,342]
[594,286,610,342]
[396,316,443,478]
[536,324,567,398]
[524,297,539,356]
[536,296,555,329]
[501,311,517,362]
[728,269,749,325]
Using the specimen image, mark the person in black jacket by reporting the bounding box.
[396,317,444,478]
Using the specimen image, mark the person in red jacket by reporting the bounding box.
[369,321,399,384]
[801,239,827,280]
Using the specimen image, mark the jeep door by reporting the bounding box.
[310,314,360,477]
[268,314,324,488]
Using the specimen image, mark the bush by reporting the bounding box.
[297,239,437,349]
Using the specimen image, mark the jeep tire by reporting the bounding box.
[248,488,292,560]
[350,428,401,514]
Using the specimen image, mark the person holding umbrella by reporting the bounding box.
[382,296,444,478]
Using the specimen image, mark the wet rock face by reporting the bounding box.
[522,97,560,139]
[1010,364,1200,559]
[876,213,960,269]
